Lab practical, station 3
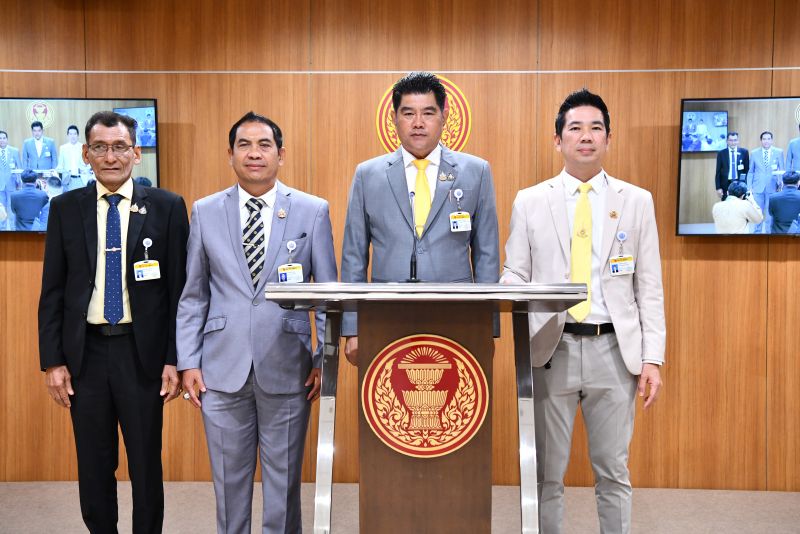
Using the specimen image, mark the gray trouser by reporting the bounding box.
[533,332,637,534]
[201,371,310,534]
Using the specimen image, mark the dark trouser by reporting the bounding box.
[70,329,164,534]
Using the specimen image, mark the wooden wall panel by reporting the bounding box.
[310,0,537,70]
[84,0,310,71]
[539,0,774,70]
[773,0,800,67]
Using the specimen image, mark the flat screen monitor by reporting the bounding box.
[0,97,159,233]
[676,96,800,236]
[680,110,728,152]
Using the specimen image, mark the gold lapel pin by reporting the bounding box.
[277,208,287,219]
[438,172,447,181]
[130,204,139,213]
[609,210,618,219]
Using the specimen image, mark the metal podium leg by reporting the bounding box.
[313,312,341,534]
[513,312,539,534]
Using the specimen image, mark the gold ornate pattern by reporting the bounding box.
[361,334,489,458]
[26,100,55,129]
[375,75,472,154]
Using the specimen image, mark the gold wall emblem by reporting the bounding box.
[26,100,55,129]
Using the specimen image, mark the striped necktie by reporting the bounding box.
[243,197,267,287]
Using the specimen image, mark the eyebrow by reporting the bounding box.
[567,120,605,127]
[237,138,273,144]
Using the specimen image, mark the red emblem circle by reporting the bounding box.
[375,75,472,154]
[361,334,489,458]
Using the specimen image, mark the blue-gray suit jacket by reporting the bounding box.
[787,137,800,172]
[21,137,58,170]
[341,146,499,336]
[747,147,784,193]
[0,146,22,192]
[176,182,338,394]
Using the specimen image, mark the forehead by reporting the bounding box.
[0,133,6,138]
[235,121,275,142]
[762,133,772,139]
[563,105,605,125]
[397,92,440,111]
[88,123,133,144]
[32,125,42,130]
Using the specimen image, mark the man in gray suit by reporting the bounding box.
[747,131,785,233]
[178,112,337,534]
[786,124,800,172]
[340,72,499,363]
[21,120,58,173]
[0,130,23,229]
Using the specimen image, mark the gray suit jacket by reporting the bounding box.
[787,137,800,172]
[747,147,784,193]
[341,146,499,336]
[0,146,22,192]
[176,182,338,394]
[21,137,58,170]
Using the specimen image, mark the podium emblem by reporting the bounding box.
[362,334,489,458]
[375,75,472,154]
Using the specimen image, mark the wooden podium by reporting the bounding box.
[265,283,585,534]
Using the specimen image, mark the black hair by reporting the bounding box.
[21,169,38,183]
[760,131,773,140]
[31,121,43,130]
[84,111,138,145]
[228,111,283,150]
[67,124,79,135]
[555,88,611,136]
[728,181,748,198]
[391,72,447,112]
[782,171,800,186]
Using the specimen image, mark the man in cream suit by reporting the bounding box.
[747,131,784,233]
[177,112,337,533]
[341,72,499,363]
[501,89,665,534]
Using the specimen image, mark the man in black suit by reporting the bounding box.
[768,171,800,234]
[38,111,189,533]
[10,169,48,230]
[715,131,749,200]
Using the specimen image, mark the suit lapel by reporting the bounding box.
[224,185,255,291]
[424,148,456,237]
[256,183,291,294]
[80,184,98,277]
[386,150,414,231]
[600,178,624,264]
[547,179,570,263]
[126,184,149,261]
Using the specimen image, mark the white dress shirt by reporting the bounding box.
[238,182,277,246]
[35,138,43,157]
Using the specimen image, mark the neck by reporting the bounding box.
[565,164,601,182]
[240,179,276,198]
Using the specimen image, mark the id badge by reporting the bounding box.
[737,163,744,170]
[278,263,304,283]
[609,255,635,276]
[133,260,161,281]
[772,163,778,171]
[449,211,472,232]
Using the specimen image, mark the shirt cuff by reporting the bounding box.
[642,359,663,366]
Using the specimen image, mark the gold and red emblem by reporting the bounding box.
[375,75,472,154]
[361,334,489,458]
[26,100,55,129]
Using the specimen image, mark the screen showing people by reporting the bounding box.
[677,96,800,235]
[0,98,158,232]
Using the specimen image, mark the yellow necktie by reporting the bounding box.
[568,183,592,322]
[413,159,431,237]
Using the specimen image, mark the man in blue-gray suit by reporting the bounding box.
[178,112,337,534]
[787,124,800,172]
[769,171,800,234]
[21,120,58,173]
[747,131,784,233]
[0,130,23,229]
[341,72,500,363]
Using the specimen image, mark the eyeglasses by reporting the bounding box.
[87,143,134,157]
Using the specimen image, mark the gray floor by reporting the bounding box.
[1,482,799,533]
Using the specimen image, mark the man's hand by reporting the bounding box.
[181,368,206,409]
[305,368,321,401]
[344,336,358,365]
[45,365,73,408]
[716,188,723,199]
[638,363,662,410]
[160,365,181,404]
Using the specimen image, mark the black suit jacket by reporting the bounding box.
[38,182,189,379]
[10,184,49,229]
[768,187,800,233]
[715,147,749,192]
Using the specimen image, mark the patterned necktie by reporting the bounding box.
[103,194,124,325]
[568,183,593,322]
[764,149,769,168]
[413,159,431,237]
[0,149,6,167]
[243,197,267,287]
[730,149,736,181]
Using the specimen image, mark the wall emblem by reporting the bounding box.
[362,334,488,458]
[375,75,472,153]
[26,100,55,129]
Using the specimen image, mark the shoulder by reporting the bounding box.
[607,175,653,203]
[354,152,395,175]
[193,188,230,210]
[141,185,185,206]
[445,149,489,171]
[515,176,560,203]
[282,184,328,210]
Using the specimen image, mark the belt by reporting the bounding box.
[87,323,133,336]
[563,322,615,336]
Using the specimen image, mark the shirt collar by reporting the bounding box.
[238,181,278,210]
[96,178,133,201]
[401,143,442,169]
[561,169,607,195]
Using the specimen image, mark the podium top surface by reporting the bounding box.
[263,282,587,312]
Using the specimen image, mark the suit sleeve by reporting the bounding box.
[176,202,211,370]
[165,194,189,366]
[21,143,28,169]
[340,167,370,337]
[310,200,338,368]
[50,140,58,169]
[632,193,666,364]
[471,161,500,336]
[746,154,755,188]
[38,198,67,370]
[501,191,532,284]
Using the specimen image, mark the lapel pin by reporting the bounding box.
[139,206,147,215]
[277,208,287,219]
[609,210,618,219]
[438,172,447,181]
[447,173,454,181]
[130,204,139,213]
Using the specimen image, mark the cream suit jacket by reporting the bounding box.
[501,173,665,375]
